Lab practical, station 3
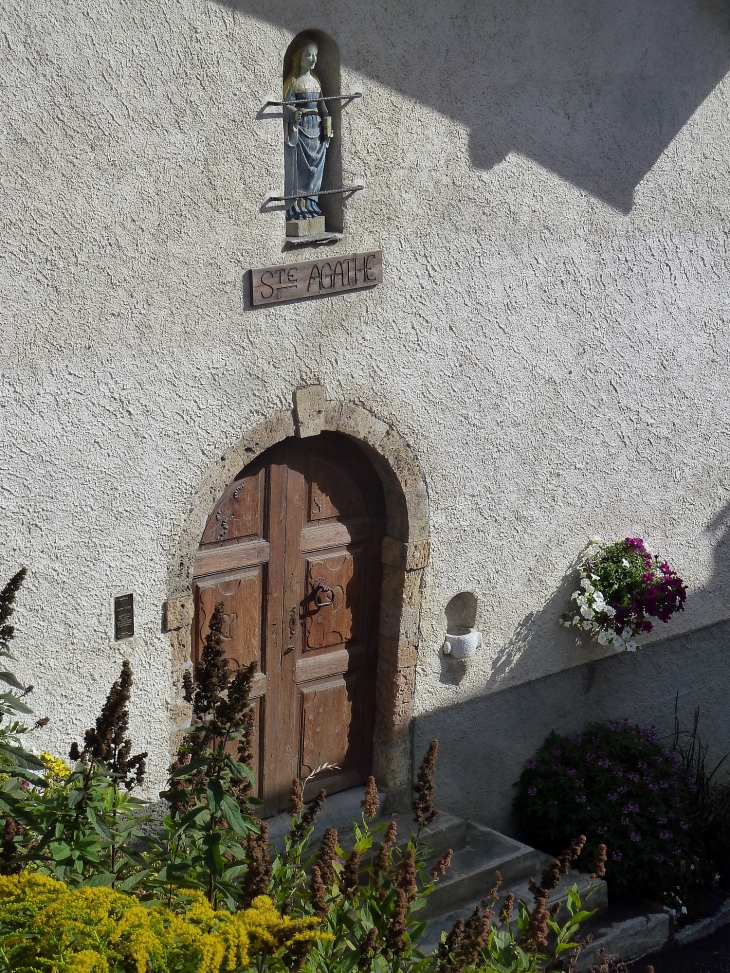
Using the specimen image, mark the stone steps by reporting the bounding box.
[421,862,608,956]
[264,787,610,964]
[422,823,544,919]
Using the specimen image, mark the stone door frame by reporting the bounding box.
[164,386,429,807]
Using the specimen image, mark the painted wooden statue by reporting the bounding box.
[283,39,332,228]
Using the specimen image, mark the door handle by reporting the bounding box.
[312,577,334,608]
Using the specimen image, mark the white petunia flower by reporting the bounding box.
[621,626,633,639]
[597,630,611,645]
[582,621,592,630]
[625,641,637,652]
[621,558,630,567]
[580,606,595,619]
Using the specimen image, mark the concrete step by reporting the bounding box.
[265,787,467,859]
[421,823,545,920]
[420,864,608,956]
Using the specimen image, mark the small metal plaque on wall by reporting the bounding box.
[251,250,382,306]
[114,593,134,641]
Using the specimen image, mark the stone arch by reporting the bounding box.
[163,386,429,806]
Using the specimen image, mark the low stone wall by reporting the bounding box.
[414,619,730,834]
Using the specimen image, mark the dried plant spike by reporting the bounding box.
[0,568,26,655]
[342,848,361,899]
[360,926,378,959]
[541,857,563,891]
[588,842,607,879]
[431,848,453,880]
[79,660,147,789]
[288,777,303,816]
[301,788,327,827]
[385,888,408,957]
[310,865,327,917]
[317,827,339,887]
[397,847,417,899]
[413,738,439,828]
[374,820,397,878]
[361,775,379,819]
[499,891,515,925]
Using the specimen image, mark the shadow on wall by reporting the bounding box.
[417,617,730,836]
[482,503,730,693]
[218,0,730,212]
[420,507,730,835]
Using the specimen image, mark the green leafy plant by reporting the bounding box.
[436,836,604,973]
[12,660,149,887]
[262,747,452,973]
[149,601,261,909]
[0,569,45,778]
[514,720,725,916]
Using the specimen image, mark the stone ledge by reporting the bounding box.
[675,897,730,946]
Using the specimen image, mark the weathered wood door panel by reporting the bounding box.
[192,434,384,816]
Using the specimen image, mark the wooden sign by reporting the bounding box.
[252,250,382,306]
[114,593,134,641]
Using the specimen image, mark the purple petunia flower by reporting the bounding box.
[552,747,562,757]
[528,786,537,796]
[525,759,536,769]
[630,831,642,842]
[612,850,623,861]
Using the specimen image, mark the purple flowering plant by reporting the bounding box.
[513,720,721,910]
[560,536,687,651]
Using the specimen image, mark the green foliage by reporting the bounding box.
[514,720,727,915]
[0,872,326,973]
[0,568,44,779]
[148,601,262,910]
[6,660,149,887]
[266,800,437,973]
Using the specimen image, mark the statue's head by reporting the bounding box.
[294,39,318,75]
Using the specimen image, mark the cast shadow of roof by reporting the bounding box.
[218,0,730,213]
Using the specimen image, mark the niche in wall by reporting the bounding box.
[445,591,478,634]
[283,30,343,234]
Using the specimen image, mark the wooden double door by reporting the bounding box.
[192,434,385,817]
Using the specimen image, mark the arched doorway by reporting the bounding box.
[192,432,385,817]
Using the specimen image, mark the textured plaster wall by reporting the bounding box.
[2,0,730,807]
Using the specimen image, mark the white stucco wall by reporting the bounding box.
[2,0,730,805]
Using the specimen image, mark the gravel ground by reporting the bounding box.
[628,922,730,972]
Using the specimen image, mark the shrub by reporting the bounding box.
[514,720,724,914]
[0,872,325,973]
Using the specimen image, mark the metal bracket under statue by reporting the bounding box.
[259,91,363,112]
[263,184,365,206]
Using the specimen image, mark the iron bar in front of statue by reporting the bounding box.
[264,92,363,108]
[267,185,364,203]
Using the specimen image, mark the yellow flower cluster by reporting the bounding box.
[40,752,71,788]
[0,873,328,973]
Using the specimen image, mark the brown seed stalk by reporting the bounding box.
[413,739,439,828]
[499,891,515,926]
[288,777,303,816]
[317,827,339,887]
[342,848,361,899]
[361,775,379,820]
[431,848,453,880]
[310,865,327,917]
